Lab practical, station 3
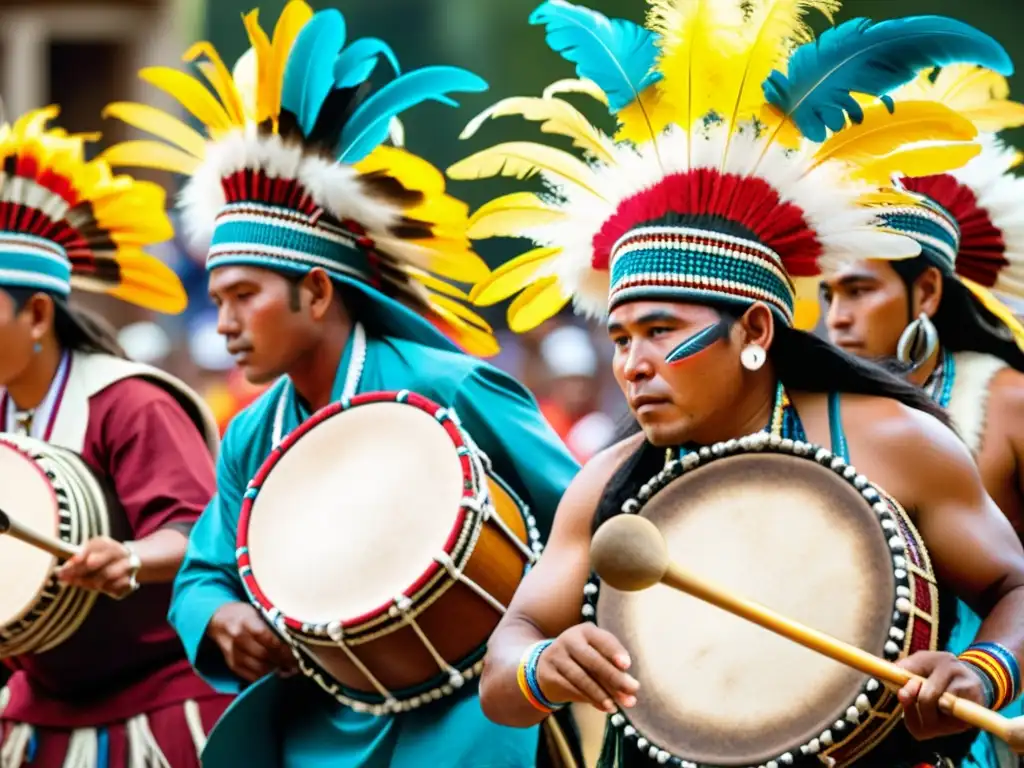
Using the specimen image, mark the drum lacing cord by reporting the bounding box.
[324,622,397,706]
[183,700,207,755]
[62,729,98,768]
[433,552,507,615]
[390,595,465,689]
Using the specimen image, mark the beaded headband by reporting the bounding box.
[451,0,1011,333]
[100,0,498,356]
[0,107,185,312]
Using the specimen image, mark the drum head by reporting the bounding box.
[0,443,59,625]
[597,452,895,766]
[246,401,466,623]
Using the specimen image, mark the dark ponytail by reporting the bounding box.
[7,288,129,359]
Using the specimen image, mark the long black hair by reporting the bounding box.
[5,287,128,359]
[891,258,1024,371]
[596,315,951,531]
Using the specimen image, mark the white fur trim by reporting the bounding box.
[948,351,1007,456]
[0,721,31,768]
[177,126,404,254]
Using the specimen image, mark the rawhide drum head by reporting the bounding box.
[595,451,895,766]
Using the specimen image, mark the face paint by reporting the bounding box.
[665,316,732,365]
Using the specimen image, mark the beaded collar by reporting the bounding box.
[923,348,956,410]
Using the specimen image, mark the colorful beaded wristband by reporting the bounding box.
[516,640,563,713]
[958,642,1021,711]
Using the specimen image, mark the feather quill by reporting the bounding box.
[763,16,1014,142]
[447,141,605,200]
[339,67,488,164]
[460,96,613,162]
[528,0,661,113]
[281,9,346,137]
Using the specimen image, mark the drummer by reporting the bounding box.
[99,2,580,767]
[453,3,1024,766]
[0,109,234,764]
[822,130,1024,768]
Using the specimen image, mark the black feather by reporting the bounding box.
[306,82,371,155]
[277,110,304,144]
[359,171,424,206]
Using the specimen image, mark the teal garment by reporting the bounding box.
[170,332,581,768]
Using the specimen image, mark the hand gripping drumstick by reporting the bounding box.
[0,507,80,561]
[590,515,1024,753]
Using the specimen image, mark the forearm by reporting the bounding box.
[130,528,190,584]
[480,615,555,728]
[974,584,1024,662]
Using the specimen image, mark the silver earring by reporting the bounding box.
[896,313,938,372]
[740,343,766,371]
[33,342,42,354]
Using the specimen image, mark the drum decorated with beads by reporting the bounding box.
[0,434,125,658]
[583,432,938,768]
[236,390,540,715]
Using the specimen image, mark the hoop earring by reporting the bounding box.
[740,343,766,371]
[896,313,938,372]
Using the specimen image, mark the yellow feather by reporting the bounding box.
[138,67,232,133]
[356,146,445,195]
[813,101,978,168]
[427,293,494,334]
[470,247,562,306]
[430,304,501,357]
[957,103,1024,133]
[543,78,609,105]
[729,0,841,129]
[408,268,471,300]
[962,278,1024,352]
[242,10,274,125]
[791,276,823,330]
[891,65,1024,133]
[759,104,803,149]
[466,193,568,240]
[647,0,747,132]
[447,142,605,200]
[102,102,207,159]
[507,276,569,333]
[418,243,491,284]
[97,140,202,176]
[81,249,187,314]
[184,42,246,125]
[614,86,674,144]
[460,97,614,164]
[269,1,314,124]
[851,143,982,185]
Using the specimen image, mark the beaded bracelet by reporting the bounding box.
[958,642,1021,711]
[516,640,563,713]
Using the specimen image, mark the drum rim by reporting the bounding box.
[584,432,938,768]
[236,390,486,636]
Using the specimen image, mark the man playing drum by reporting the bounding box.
[100,2,580,766]
[0,109,234,765]
[451,1,1024,766]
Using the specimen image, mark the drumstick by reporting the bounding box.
[0,507,80,561]
[590,514,1024,754]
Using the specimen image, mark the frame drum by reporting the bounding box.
[0,435,119,658]
[237,390,541,715]
[584,436,939,768]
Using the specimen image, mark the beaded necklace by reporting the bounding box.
[923,348,956,409]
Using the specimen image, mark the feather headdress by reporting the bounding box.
[450,0,1012,333]
[0,106,185,313]
[100,0,498,356]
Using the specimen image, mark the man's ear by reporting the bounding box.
[305,268,335,320]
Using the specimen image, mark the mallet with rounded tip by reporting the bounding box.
[0,507,80,560]
[589,514,1024,753]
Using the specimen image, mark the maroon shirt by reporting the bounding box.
[3,377,223,727]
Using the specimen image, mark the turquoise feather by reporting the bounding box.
[335,38,401,89]
[338,66,488,163]
[282,10,347,136]
[528,0,661,113]
[763,15,1014,142]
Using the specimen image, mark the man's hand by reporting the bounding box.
[896,651,988,740]
[207,602,298,683]
[536,623,640,714]
[56,537,136,598]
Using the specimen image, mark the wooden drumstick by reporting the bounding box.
[590,514,1024,754]
[0,507,80,561]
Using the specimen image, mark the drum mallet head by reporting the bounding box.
[0,508,10,534]
[590,515,670,592]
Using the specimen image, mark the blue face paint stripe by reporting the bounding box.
[665,316,732,365]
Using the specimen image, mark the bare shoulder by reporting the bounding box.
[986,367,1024,425]
[554,432,646,534]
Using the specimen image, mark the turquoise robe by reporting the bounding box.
[170,332,580,768]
